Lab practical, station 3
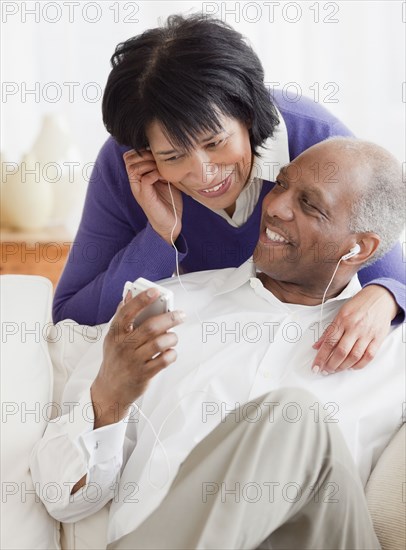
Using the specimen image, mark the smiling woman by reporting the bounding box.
[143,115,253,218]
[52,12,405,375]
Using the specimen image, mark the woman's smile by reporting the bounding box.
[197,173,233,197]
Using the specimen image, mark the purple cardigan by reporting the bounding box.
[53,91,406,325]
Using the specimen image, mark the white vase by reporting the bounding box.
[2,152,54,231]
[29,114,85,226]
[1,151,13,228]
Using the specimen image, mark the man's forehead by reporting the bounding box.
[279,153,347,190]
[277,156,356,214]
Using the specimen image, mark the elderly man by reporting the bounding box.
[31,137,405,549]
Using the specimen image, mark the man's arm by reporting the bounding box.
[29,385,129,522]
[30,289,185,521]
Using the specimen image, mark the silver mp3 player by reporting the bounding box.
[122,277,174,326]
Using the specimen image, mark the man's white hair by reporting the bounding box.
[325,137,405,267]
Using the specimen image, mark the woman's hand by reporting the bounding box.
[123,149,183,245]
[312,285,398,374]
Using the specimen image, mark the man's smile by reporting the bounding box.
[260,218,296,247]
[265,227,290,244]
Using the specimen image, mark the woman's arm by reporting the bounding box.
[52,138,187,325]
[277,94,405,373]
[312,241,405,374]
[358,241,405,323]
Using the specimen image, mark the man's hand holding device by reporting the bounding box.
[123,277,175,326]
[90,278,184,429]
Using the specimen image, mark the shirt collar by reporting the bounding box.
[249,106,290,184]
[213,260,256,296]
[214,258,362,306]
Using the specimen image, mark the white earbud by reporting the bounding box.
[341,243,361,261]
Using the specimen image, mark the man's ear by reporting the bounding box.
[344,233,381,266]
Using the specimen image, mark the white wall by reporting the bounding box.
[1,1,405,233]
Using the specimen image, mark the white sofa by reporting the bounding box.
[1,275,405,550]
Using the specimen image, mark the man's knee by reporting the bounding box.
[247,387,322,425]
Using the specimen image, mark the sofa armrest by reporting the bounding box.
[366,424,405,550]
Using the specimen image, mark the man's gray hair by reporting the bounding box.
[326,137,405,267]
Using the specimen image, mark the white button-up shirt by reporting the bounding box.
[30,261,405,543]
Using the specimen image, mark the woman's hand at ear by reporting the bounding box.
[311,285,399,375]
[123,149,183,245]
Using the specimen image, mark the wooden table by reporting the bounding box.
[1,226,73,288]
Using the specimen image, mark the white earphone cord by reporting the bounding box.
[131,181,204,490]
[137,184,355,488]
[139,184,351,487]
[319,257,343,332]
[319,244,359,331]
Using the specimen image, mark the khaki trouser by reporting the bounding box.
[109,388,380,550]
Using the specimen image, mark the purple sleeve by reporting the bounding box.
[52,139,187,325]
[272,91,355,160]
[358,242,406,324]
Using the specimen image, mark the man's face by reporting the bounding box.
[254,142,364,288]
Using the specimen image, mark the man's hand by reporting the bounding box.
[312,285,398,374]
[91,287,185,429]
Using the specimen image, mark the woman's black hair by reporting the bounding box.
[102,13,279,157]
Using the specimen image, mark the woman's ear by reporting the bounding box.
[344,233,380,266]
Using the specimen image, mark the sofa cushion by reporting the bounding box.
[0,275,60,549]
[60,505,109,550]
[47,320,103,411]
[46,320,109,549]
[366,423,406,550]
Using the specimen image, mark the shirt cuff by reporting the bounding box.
[81,420,128,469]
[62,385,128,467]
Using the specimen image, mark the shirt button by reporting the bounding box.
[250,278,260,289]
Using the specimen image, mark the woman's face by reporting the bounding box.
[146,113,253,212]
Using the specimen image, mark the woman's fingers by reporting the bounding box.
[312,285,395,376]
[123,148,154,162]
[311,322,344,373]
[312,325,383,375]
[322,335,366,373]
[347,339,380,371]
[123,149,158,184]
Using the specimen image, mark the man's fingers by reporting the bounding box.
[121,309,185,352]
[114,289,183,338]
[146,348,178,376]
[132,332,179,363]
[117,288,161,330]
